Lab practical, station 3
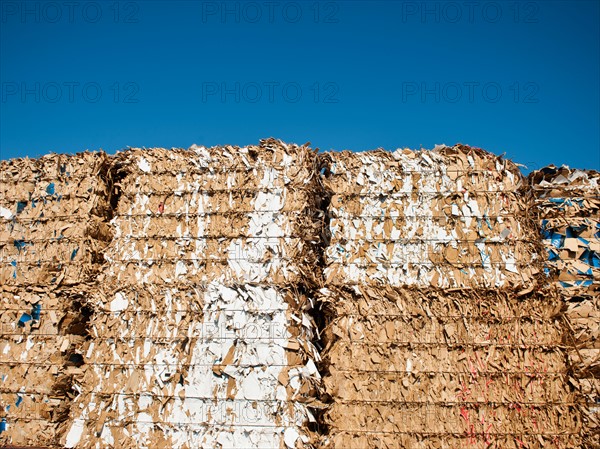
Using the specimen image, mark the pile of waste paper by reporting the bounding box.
[0,141,594,449]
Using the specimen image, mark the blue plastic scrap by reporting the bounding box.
[571,224,587,234]
[578,237,590,246]
[547,249,559,261]
[13,239,28,253]
[46,182,55,195]
[16,201,27,214]
[71,247,79,260]
[32,303,41,321]
[0,417,6,433]
[551,232,564,249]
[15,395,22,407]
[548,198,571,209]
[17,313,32,327]
[580,249,593,266]
[567,279,594,287]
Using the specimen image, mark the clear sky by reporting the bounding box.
[1,0,599,171]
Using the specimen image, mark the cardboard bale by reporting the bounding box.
[318,146,580,449]
[63,140,323,449]
[318,286,581,449]
[530,165,600,447]
[104,139,323,288]
[0,152,110,447]
[0,152,111,287]
[320,145,539,289]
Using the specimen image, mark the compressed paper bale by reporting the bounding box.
[0,152,110,446]
[64,140,323,449]
[0,152,111,287]
[531,165,600,297]
[0,151,110,222]
[104,140,322,288]
[65,284,320,449]
[318,287,580,449]
[530,165,600,445]
[320,145,539,289]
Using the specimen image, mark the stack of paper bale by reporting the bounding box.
[63,139,323,448]
[0,152,111,446]
[530,165,599,448]
[318,145,581,448]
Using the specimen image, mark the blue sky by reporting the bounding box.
[1,0,599,171]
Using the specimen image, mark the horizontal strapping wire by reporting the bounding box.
[0,235,312,245]
[0,235,534,244]
[0,391,576,407]
[328,313,556,321]
[328,190,522,197]
[328,340,565,348]
[329,369,567,375]
[0,166,304,181]
[0,210,315,223]
[108,212,523,220]
[0,215,99,224]
[330,213,524,219]
[325,261,537,267]
[0,192,102,203]
[0,334,293,341]
[0,417,576,435]
[0,280,296,289]
[0,391,308,402]
[0,238,534,251]
[0,212,528,228]
[129,167,519,175]
[0,261,539,273]
[0,172,102,181]
[0,338,566,349]
[118,168,312,177]
[0,417,305,429]
[0,308,285,313]
[0,310,553,321]
[325,168,518,174]
[0,363,568,377]
[0,212,529,223]
[326,238,533,244]
[118,186,303,196]
[0,255,538,265]
[0,362,299,368]
[326,400,576,407]
[1,256,295,265]
[323,429,579,437]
